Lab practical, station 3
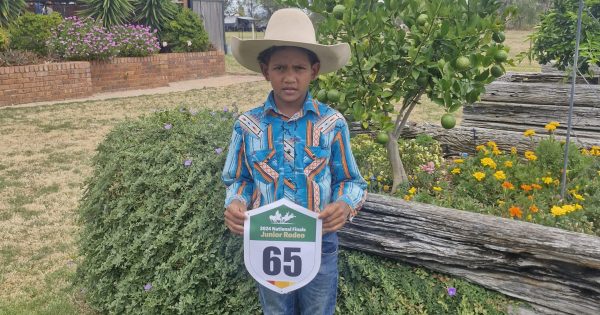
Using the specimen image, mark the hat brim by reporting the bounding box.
[231,37,351,74]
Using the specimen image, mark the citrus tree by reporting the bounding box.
[529,0,600,74]
[282,0,513,192]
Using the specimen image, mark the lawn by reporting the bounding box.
[0,29,538,314]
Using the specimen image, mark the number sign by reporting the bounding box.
[244,199,322,294]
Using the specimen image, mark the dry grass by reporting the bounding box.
[0,28,537,314]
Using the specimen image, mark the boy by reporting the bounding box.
[222,8,367,315]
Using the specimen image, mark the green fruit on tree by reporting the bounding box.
[327,89,340,102]
[416,14,428,26]
[441,113,456,129]
[332,5,345,20]
[490,65,504,78]
[494,50,508,63]
[376,132,389,145]
[455,56,471,71]
[492,31,505,43]
[316,89,328,102]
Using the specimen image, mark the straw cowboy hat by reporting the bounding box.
[231,8,351,74]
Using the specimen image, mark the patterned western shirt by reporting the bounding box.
[222,91,367,217]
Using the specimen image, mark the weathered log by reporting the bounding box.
[459,121,600,144]
[463,101,600,132]
[398,123,599,155]
[481,81,600,106]
[338,194,600,315]
[498,72,599,84]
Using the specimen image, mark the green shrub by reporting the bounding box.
[0,27,8,51]
[77,108,512,314]
[9,12,62,55]
[0,49,45,67]
[0,0,26,28]
[161,8,210,52]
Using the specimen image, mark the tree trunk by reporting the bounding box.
[387,132,408,193]
[339,194,600,315]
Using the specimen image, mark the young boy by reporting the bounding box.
[222,8,367,315]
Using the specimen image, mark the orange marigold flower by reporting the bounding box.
[509,206,523,218]
[502,181,514,190]
[527,195,534,201]
[529,205,539,213]
[521,184,532,192]
[531,183,542,190]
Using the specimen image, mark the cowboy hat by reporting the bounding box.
[231,8,350,74]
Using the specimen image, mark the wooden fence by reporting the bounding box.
[339,194,600,315]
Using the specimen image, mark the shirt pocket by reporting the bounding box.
[303,145,331,181]
[248,148,278,186]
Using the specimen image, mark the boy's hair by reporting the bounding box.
[257,46,320,66]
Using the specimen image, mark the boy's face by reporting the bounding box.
[260,47,320,112]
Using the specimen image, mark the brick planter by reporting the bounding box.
[0,51,225,107]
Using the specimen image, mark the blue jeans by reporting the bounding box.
[257,232,339,315]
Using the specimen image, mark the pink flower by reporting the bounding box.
[419,161,435,174]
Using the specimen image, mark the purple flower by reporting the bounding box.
[223,106,229,112]
[447,287,456,296]
[184,159,192,167]
[144,283,153,292]
[163,123,172,130]
[215,148,223,155]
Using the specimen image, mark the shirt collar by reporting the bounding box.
[263,91,321,119]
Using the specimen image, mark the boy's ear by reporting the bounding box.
[260,63,270,81]
[311,62,321,80]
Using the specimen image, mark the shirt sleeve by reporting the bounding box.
[222,120,254,208]
[329,117,368,219]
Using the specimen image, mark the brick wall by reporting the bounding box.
[0,51,226,107]
[0,62,92,107]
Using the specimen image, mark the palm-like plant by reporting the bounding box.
[80,0,134,28]
[134,0,178,32]
[0,0,26,28]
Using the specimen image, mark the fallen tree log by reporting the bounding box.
[481,81,600,106]
[397,123,599,155]
[338,194,600,315]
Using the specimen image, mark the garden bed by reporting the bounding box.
[0,51,225,107]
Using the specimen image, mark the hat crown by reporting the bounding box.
[264,8,317,44]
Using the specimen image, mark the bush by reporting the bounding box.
[48,16,118,61]
[8,12,62,55]
[0,27,8,51]
[0,50,45,67]
[161,8,210,53]
[77,108,512,314]
[111,24,160,57]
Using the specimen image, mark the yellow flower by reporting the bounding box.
[404,194,413,201]
[504,161,513,168]
[433,186,442,192]
[572,193,585,201]
[553,179,560,186]
[551,205,566,216]
[451,168,461,174]
[473,172,486,181]
[526,214,532,221]
[524,151,537,161]
[487,141,497,148]
[542,177,553,185]
[575,204,583,210]
[383,185,390,192]
[498,200,505,206]
[545,121,560,132]
[480,157,497,169]
[377,175,384,182]
[493,171,506,180]
[492,148,502,156]
[581,148,590,156]
[476,145,486,152]
[454,159,464,164]
[408,187,417,195]
[597,170,600,176]
[510,147,517,155]
[523,129,535,137]
[562,204,576,213]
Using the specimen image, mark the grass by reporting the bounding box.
[0,29,539,314]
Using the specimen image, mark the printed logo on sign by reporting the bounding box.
[250,205,316,242]
[269,210,295,224]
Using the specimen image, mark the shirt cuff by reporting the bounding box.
[335,195,358,222]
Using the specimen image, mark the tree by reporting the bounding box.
[0,0,26,28]
[529,0,600,74]
[80,0,134,28]
[133,0,178,32]
[283,0,513,192]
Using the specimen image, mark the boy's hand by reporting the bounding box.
[224,200,247,235]
[318,201,352,233]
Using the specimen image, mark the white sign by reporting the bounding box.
[244,199,322,294]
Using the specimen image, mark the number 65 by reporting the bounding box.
[263,247,302,277]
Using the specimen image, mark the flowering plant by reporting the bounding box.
[111,24,160,57]
[47,16,117,61]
